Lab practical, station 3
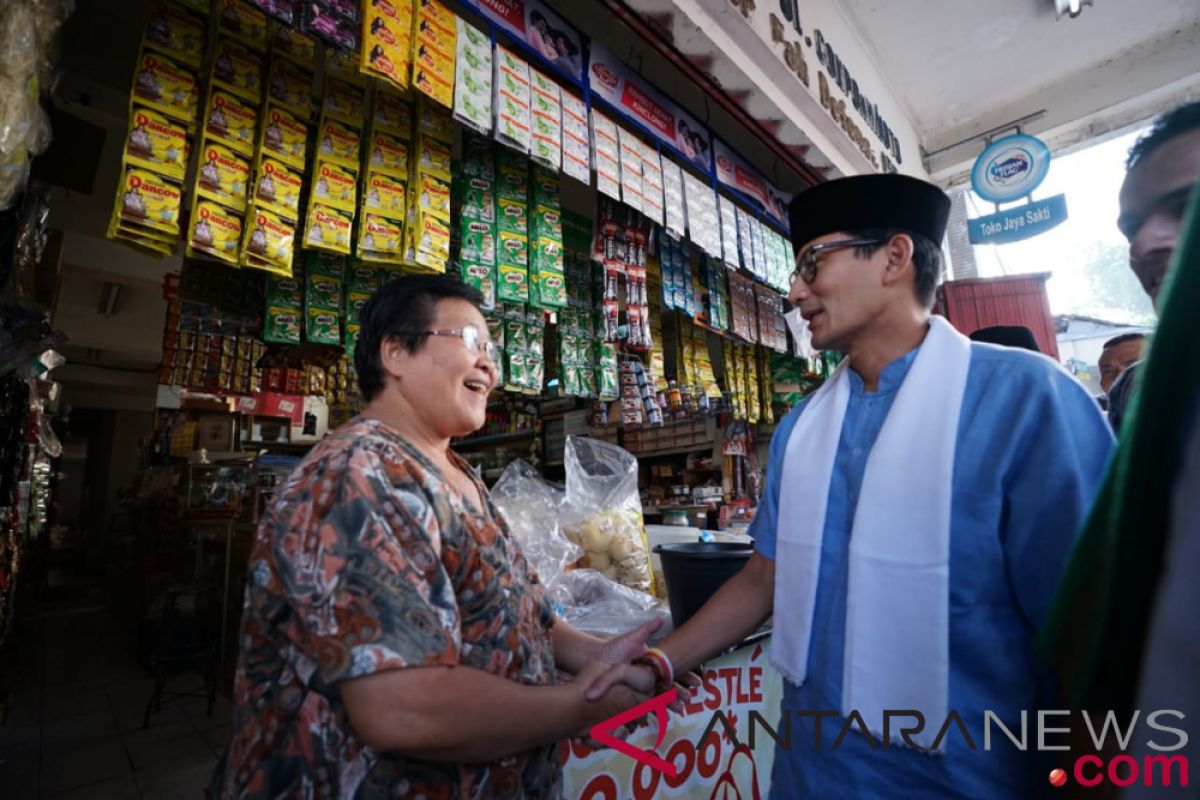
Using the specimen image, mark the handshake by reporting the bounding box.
[567,619,701,748]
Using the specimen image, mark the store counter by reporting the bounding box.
[562,634,781,799]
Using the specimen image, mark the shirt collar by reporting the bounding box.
[848,345,921,396]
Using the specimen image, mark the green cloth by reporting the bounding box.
[1037,182,1200,715]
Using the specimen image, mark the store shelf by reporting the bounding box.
[630,443,715,459]
[241,440,312,451]
[451,430,537,451]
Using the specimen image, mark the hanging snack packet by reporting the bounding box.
[560,89,590,185]
[144,1,207,67]
[205,90,259,155]
[367,130,409,176]
[316,117,362,167]
[272,23,317,64]
[258,104,308,167]
[124,107,190,180]
[494,45,531,153]
[358,213,405,259]
[211,36,264,103]
[312,159,358,212]
[322,78,367,124]
[241,206,296,273]
[305,203,354,254]
[373,91,412,136]
[217,0,270,49]
[253,156,303,219]
[306,307,342,345]
[453,16,492,134]
[189,200,243,264]
[360,0,413,91]
[132,50,201,127]
[362,170,407,216]
[195,140,251,212]
[267,57,313,117]
[264,306,301,344]
[117,166,182,236]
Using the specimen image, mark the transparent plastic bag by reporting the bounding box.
[490,459,581,588]
[561,436,655,594]
[548,568,671,639]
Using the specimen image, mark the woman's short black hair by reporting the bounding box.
[353,275,484,400]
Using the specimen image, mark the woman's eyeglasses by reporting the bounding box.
[790,238,883,284]
[418,325,500,364]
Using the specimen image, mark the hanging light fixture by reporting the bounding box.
[1055,0,1093,20]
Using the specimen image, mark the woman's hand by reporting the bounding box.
[595,618,663,666]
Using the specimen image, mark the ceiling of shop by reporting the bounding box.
[837,0,1200,178]
[620,0,1199,182]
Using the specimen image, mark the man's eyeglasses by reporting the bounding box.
[790,238,884,284]
[418,325,499,364]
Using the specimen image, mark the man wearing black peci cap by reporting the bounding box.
[588,174,1114,798]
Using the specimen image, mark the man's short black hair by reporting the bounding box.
[1126,100,1200,170]
[353,275,484,400]
[846,228,944,308]
[1102,332,1146,350]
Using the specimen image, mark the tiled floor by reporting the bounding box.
[0,606,232,799]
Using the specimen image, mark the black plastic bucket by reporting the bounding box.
[655,542,754,628]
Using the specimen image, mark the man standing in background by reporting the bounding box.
[1106,101,1200,430]
[1098,333,1144,395]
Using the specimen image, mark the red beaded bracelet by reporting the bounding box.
[633,647,675,694]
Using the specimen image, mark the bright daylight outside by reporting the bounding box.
[965,128,1157,327]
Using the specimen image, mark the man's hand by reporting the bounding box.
[595,618,663,665]
[570,658,652,730]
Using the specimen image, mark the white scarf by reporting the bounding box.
[770,316,971,751]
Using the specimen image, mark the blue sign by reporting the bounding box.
[971,133,1052,203]
[968,193,1068,244]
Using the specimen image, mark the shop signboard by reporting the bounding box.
[713,138,791,229]
[563,641,783,798]
[466,0,585,83]
[588,41,712,174]
[970,133,1052,204]
[968,193,1068,245]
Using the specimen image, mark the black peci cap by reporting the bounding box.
[787,174,951,251]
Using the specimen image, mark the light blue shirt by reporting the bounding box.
[752,341,1114,799]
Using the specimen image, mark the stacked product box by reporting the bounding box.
[344,264,380,355]
[458,131,497,308]
[405,98,454,272]
[494,45,532,153]
[496,148,530,303]
[703,253,730,332]
[241,22,319,276]
[299,0,359,52]
[411,0,457,108]
[563,210,594,312]
[109,1,206,256]
[359,89,412,264]
[305,52,366,257]
[529,166,566,310]
[359,0,413,91]
[529,68,561,171]
[557,310,597,398]
[188,27,267,266]
[263,266,304,346]
[453,17,492,133]
[304,253,345,346]
[501,304,544,395]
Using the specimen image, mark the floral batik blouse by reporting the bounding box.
[210,418,560,799]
